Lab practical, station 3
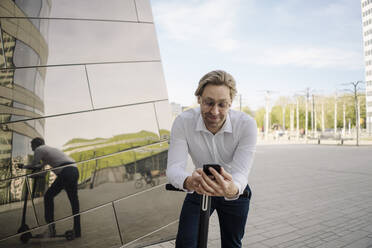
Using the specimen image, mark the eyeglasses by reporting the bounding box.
[201,98,230,111]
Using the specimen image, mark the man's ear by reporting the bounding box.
[197,96,201,104]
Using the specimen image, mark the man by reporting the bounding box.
[22,137,81,238]
[166,70,257,248]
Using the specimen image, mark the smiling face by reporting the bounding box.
[198,84,231,134]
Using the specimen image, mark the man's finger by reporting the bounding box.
[195,168,204,175]
[201,171,220,189]
[199,176,215,194]
[210,168,226,186]
[220,167,232,180]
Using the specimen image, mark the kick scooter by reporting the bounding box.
[166,183,211,248]
[165,164,251,248]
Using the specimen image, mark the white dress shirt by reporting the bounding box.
[166,107,257,199]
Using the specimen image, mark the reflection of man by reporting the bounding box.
[166,70,257,247]
[23,137,81,238]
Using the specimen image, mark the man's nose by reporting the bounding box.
[210,104,219,115]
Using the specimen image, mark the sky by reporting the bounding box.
[151,0,365,110]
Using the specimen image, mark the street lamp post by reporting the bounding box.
[311,95,314,137]
[296,97,299,139]
[343,102,346,137]
[321,100,325,132]
[334,94,337,135]
[305,89,309,140]
[265,92,270,140]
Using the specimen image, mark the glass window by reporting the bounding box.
[13,101,34,113]
[13,40,40,68]
[15,0,42,18]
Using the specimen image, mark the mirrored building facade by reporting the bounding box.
[362,0,372,134]
[0,0,184,247]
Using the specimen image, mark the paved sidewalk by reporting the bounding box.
[147,145,372,248]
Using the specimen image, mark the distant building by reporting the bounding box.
[170,102,182,119]
[361,0,372,134]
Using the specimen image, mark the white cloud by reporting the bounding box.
[254,46,363,70]
[152,0,242,52]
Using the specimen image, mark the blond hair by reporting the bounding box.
[194,70,237,101]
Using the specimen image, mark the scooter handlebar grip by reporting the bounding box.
[165,184,183,192]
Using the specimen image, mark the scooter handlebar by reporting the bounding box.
[165,184,184,192]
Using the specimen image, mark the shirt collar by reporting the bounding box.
[195,109,232,134]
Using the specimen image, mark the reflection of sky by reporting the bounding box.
[45,104,159,149]
[47,20,160,65]
[87,62,168,108]
[44,65,92,116]
[155,101,172,131]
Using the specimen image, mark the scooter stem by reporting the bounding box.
[197,194,211,248]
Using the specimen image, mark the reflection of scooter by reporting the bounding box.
[17,167,75,243]
[134,170,160,189]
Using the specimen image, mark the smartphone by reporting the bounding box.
[203,164,221,176]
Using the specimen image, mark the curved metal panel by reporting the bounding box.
[114,186,185,245]
[49,0,137,22]
[86,62,168,109]
[0,203,122,248]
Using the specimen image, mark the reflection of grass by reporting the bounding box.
[159,129,170,139]
[65,131,160,162]
[65,137,105,146]
[64,130,159,154]
[72,131,169,184]
[77,143,169,184]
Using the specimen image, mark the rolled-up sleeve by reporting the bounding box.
[166,116,191,191]
[227,118,257,200]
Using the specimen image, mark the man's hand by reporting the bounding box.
[183,169,206,194]
[200,167,238,198]
[185,167,239,198]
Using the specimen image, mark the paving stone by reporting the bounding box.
[315,239,345,248]
[261,232,302,247]
[244,234,268,244]
[338,230,370,245]
[306,239,325,248]
[343,237,372,248]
